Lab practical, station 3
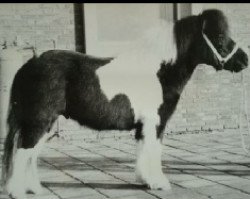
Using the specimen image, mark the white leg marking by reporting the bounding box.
[96,22,176,104]
[25,152,42,195]
[7,133,50,198]
[135,118,171,190]
[6,148,31,199]
[25,133,51,195]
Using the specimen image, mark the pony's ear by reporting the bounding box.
[200,9,229,36]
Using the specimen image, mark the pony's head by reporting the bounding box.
[175,9,248,73]
[200,9,248,72]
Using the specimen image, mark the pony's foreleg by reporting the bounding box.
[135,117,171,190]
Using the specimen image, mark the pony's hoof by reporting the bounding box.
[26,183,43,195]
[7,183,26,199]
[141,174,172,191]
[8,192,27,199]
[147,178,171,190]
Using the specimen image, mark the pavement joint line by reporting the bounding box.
[52,137,250,194]
[41,157,110,199]
[166,154,250,195]
[74,144,199,192]
[3,131,250,199]
[49,147,164,199]
[41,132,250,198]
[74,145,190,197]
[163,143,199,154]
[72,142,209,197]
[101,143,136,156]
[165,151,239,176]
[121,140,199,155]
[78,143,197,183]
[40,181,63,199]
[143,137,250,196]
[168,136,246,156]
[189,172,250,196]
[75,145,133,167]
[166,136,250,174]
[159,137,250,170]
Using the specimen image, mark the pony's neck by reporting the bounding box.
[156,60,198,139]
[158,60,197,96]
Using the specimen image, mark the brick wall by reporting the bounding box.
[1,3,250,135]
[0,3,75,56]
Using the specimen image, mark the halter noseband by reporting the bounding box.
[202,32,239,67]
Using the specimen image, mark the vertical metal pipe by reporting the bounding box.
[74,3,86,53]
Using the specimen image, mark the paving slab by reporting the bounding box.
[1,130,250,199]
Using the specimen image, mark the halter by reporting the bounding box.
[202,32,239,67]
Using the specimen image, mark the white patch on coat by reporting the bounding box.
[96,21,176,121]
[97,22,177,190]
[96,21,175,190]
[6,132,53,198]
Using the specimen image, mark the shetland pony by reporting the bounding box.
[2,9,248,199]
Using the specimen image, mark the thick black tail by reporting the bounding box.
[1,74,21,186]
[2,110,21,186]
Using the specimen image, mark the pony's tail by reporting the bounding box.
[1,76,21,187]
[1,107,21,187]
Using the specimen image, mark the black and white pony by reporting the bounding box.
[2,9,248,199]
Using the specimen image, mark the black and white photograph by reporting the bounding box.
[1,3,250,199]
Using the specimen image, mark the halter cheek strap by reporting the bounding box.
[202,32,239,65]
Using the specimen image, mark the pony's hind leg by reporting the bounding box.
[6,147,32,199]
[6,123,54,199]
[25,132,52,195]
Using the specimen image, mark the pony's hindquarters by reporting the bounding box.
[2,57,66,199]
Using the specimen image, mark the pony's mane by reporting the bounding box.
[174,15,201,60]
